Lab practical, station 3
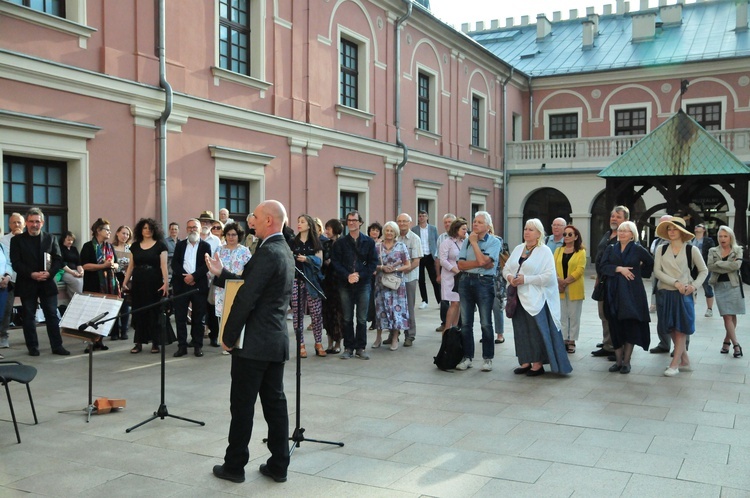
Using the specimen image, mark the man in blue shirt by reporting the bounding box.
[456,211,501,372]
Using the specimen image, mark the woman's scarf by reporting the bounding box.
[94,239,120,296]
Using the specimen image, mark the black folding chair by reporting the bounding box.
[0,361,38,443]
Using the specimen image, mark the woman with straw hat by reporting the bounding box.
[653,216,708,376]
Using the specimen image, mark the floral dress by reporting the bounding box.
[374,240,410,331]
[213,244,251,317]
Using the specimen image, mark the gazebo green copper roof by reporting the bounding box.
[599,109,750,178]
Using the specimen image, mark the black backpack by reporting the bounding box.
[433,327,464,371]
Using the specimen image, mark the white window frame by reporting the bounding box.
[209,145,273,215]
[336,27,371,115]
[683,96,727,131]
[543,107,582,140]
[470,91,488,150]
[609,102,652,136]
[414,180,442,221]
[0,0,95,48]
[212,0,271,94]
[415,65,439,135]
[469,188,490,214]
[334,166,376,222]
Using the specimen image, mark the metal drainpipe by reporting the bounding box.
[394,0,412,216]
[157,0,172,225]
[501,67,514,236]
[528,76,533,142]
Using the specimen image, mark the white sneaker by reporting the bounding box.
[481,359,492,371]
[419,302,429,310]
[704,309,713,317]
[664,367,679,377]
[455,357,472,370]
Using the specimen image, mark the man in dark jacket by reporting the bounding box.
[10,207,69,356]
[171,218,212,357]
[209,200,294,484]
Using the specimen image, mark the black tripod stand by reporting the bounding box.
[265,266,343,456]
[125,288,205,432]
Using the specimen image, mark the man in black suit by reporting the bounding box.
[209,200,294,484]
[171,218,212,357]
[10,207,69,356]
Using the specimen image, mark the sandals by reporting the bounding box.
[734,344,743,358]
[566,342,576,354]
[325,347,341,354]
[299,344,307,358]
[314,343,327,357]
[495,335,505,344]
[721,341,731,354]
[151,345,160,354]
[130,344,142,354]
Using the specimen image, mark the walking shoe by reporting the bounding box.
[403,337,414,347]
[435,324,445,332]
[0,337,9,348]
[52,347,71,356]
[705,308,713,317]
[213,464,245,483]
[419,301,428,310]
[481,359,492,371]
[591,348,611,357]
[664,367,679,377]
[455,357,472,370]
[339,349,354,359]
[355,348,370,360]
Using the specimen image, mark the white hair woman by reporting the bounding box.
[373,221,411,350]
[653,216,708,376]
[503,218,571,377]
[707,225,744,357]
[599,221,654,374]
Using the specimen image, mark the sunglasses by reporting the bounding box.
[211,226,222,231]
[563,232,576,237]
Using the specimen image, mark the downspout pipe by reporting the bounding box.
[501,67,514,238]
[394,0,412,216]
[158,0,172,225]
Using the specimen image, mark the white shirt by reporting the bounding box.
[183,240,199,274]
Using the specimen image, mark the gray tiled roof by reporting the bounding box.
[470,0,750,77]
[599,109,750,177]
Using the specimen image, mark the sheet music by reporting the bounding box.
[60,293,124,336]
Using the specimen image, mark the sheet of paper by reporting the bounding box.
[60,293,124,337]
[219,280,245,349]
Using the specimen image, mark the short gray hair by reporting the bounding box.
[619,221,639,242]
[475,211,492,227]
[26,207,44,222]
[382,221,399,235]
[443,213,456,221]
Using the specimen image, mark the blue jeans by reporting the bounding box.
[339,282,370,351]
[458,274,495,360]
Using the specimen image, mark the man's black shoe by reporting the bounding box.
[28,348,40,357]
[210,339,220,348]
[649,346,669,354]
[194,348,203,357]
[591,348,612,357]
[173,347,188,357]
[607,355,616,362]
[259,463,287,483]
[212,464,245,483]
[596,343,603,348]
[52,347,71,356]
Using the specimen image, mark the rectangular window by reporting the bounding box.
[219,179,249,230]
[417,199,429,215]
[418,73,430,131]
[340,39,359,109]
[8,0,64,17]
[614,109,647,136]
[471,97,480,147]
[3,155,67,236]
[687,103,722,131]
[549,113,578,139]
[219,0,250,75]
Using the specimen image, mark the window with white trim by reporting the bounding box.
[471,94,486,148]
[687,102,722,131]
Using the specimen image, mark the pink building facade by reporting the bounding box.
[0,0,513,240]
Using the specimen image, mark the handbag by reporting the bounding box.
[451,271,462,293]
[506,246,533,319]
[379,246,402,290]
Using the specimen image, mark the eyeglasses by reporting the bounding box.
[211,226,222,231]
[563,232,575,237]
[346,219,359,224]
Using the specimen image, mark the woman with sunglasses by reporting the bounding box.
[553,225,586,354]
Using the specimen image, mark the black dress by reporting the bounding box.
[321,238,344,342]
[600,241,654,350]
[130,240,168,345]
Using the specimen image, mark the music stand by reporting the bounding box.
[126,288,205,433]
[59,292,123,422]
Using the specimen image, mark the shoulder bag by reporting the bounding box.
[379,246,402,290]
[506,247,533,319]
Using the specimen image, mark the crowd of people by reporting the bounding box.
[0,204,744,381]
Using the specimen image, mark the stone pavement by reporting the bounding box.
[1,276,750,497]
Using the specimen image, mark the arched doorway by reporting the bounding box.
[523,188,572,239]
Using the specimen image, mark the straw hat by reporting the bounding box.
[655,216,694,241]
[197,210,217,223]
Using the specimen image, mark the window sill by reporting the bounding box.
[415,128,441,141]
[211,66,272,95]
[336,104,374,122]
[469,144,489,154]
[0,2,96,48]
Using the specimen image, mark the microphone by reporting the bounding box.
[78,311,109,331]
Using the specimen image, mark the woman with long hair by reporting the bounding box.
[322,218,344,353]
[438,218,467,330]
[122,218,169,354]
[503,218,571,377]
[111,225,132,340]
[59,231,84,299]
[653,216,708,376]
[289,214,325,357]
[707,225,745,357]
[80,218,120,352]
[599,221,653,373]
[367,221,383,331]
[554,225,587,354]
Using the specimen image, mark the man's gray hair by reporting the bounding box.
[26,207,44,222]
[443,213,456,221]
[612,205,630,221]
[475,211,492,227]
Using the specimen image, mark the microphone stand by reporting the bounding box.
[264,265,344,455]
[124,288,205,433]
